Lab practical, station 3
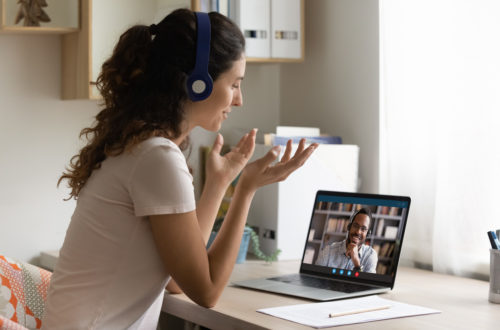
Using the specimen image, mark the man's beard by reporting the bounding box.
[347,233,364,247]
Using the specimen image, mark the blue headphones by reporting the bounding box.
[186,12,213,101]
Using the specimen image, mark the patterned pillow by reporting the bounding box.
[0,256,52,330]
[0,315,27,330]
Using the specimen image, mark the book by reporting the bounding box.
[303,247,315,263]
[327,218,337,232]
[218,0,229,16]
[264,133,342,146]
[308,229,316,241]
[389,207,400,216]
[379,243,390,257]
[384,226,399,239]
[376,219,385,237]
[376,263,388,274]
[275,126,320,136]
[386,243,395,257]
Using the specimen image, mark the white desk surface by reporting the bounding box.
[162,260,500,329]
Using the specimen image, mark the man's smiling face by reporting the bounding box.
[348,214,370,247]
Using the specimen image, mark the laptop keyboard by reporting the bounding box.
[268,274,376,293]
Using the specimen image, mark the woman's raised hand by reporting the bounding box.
[205,129,257,188]
[237,138,318,193]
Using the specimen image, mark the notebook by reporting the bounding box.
[234,190,411,301]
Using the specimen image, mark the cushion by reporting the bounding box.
[0,256,51,329]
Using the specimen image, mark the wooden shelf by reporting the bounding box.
[0,26,78,34]
[0,0,79,35]
[246,57,304,64]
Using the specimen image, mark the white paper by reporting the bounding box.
[276,126,320,137]
[257,296,440,328]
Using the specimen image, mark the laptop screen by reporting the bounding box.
[300,190,411,288]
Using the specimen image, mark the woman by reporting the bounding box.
[42,9,317,329]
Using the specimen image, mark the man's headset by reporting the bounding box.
[346,207,372,239]
[186,12,213,101]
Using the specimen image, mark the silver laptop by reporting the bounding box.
[234,190,411,301]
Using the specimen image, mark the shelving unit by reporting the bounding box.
[305,202,407,275]
[0,0,78,35]
[59,0,305,99]
[192,0,305,62]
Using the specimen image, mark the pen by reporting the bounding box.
[329,305,391,318]
[487,231,500,250]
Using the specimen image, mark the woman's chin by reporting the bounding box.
[200,123,222,132]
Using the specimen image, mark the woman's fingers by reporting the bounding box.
[295,138,306,154]
[274,143,318,179]
[280,139,293,163]
[234,133,248,150]
[211,133,224,155]
[294,143,317,165]
[238,129,257,157]
[257,146,281,168]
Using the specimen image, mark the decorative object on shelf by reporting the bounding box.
[14,0,51,27]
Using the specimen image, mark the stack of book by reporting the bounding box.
[263,126,342,146]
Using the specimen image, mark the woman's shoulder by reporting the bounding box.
[138,136,178,149]
[132,136,181,156]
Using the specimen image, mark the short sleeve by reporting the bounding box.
[130,141,196,216]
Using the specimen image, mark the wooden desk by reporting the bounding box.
[162,260,500,329]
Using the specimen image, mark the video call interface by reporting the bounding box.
[301,193,409,283]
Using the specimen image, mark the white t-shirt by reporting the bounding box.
[42,137,196,330]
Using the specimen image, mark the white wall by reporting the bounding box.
[280,0,379,193]
[0,34,280,264]
[0,35,99,264]
[0,1,378,264]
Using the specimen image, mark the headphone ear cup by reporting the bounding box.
[186,73,213,101]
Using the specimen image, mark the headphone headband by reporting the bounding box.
[186,12,213,101]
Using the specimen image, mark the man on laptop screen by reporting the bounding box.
[234,190,410,301]
[315,207,378,273]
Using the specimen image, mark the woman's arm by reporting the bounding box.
[196,130,257,242]
[150,183,255,307]
[152,137,317,307]
[166,130,256,294]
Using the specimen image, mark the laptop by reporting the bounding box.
[234,190,411,301]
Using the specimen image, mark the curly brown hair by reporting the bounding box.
[59,9,245,199]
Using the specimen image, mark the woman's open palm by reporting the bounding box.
[239,138,318,192]
[205,129,256,187]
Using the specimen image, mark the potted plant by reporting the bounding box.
[206,181,281,263]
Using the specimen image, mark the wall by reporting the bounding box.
[0,1,378,264]
[0,34,280,264]
[0,35,99,264]
[279,0,379,193]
